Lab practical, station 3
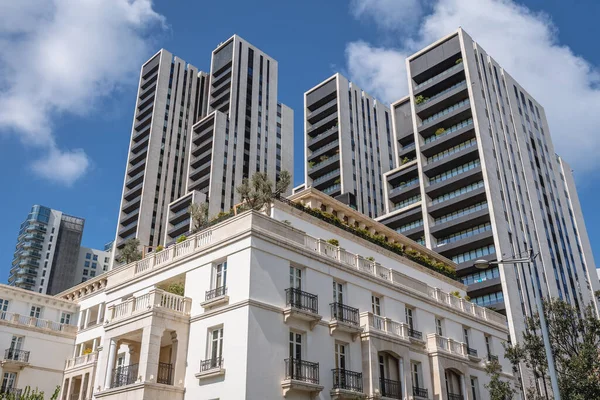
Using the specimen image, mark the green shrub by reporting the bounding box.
[176,235,187,243]
[155,245,164,253]
[366,256,375,262]
[435,127,446,135]
[166,282,185,296]
[401,157,410,165]
[327,238,339,246]
[455,58,463,64]
[450,290,461,298]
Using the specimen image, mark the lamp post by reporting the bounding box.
[473,250,561,400]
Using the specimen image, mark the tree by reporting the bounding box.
[189,202,209,233]
[116,238,142,264]
[275,170,291,195]
[504,299,600,400]
[484,358,517,400]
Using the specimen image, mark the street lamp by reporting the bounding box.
[473,250,561,400]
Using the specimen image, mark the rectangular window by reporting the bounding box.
[289,331,302,359]
[471,377,479,400]
[86,253,91,260]
[290,266,302,290]
[84,261,90,267]
[463,328,470,347]
[0,298,9,318]
[435,318,443,336]
[93,255,98,261]
[485,335,492,356]
[334,342,347,370]
[411,362,423,390]
[60,312,71,325]
[83,269,88,276]
[371,295,381,315]
[91,263,97,269]
[208,327,224,363]
[333,281,343,304]
[213,262,227,289]
[405,307,414,329]
[30,306,41,318]
[90,271,96,277]
[2,372,17,391]
[10,336,24,351]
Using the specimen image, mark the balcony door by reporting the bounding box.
[214,262,227,289]
[333,281,343,304]
[290,267,302,290]
[334,342,346,370]
[210,328,224,367]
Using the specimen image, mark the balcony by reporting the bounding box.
[200,286,229,308]
[380,377,402,399]
[167,219,191,239]
[307,126,339,150]
[127,158,146,177]
[107,289,191,325]
[0,312,77,335]
[448,394,464,400]
[486,354,499,364]
[361,313,410,343]
[308,153,340,178]
[407,328,423,342]
[282,358,323,398]
[284,288,321,330]
[125,170,144,189]
[120,208,140,226]
[413,386,428,399]
[413,61,465,95]
[195,357,225,380]
[129,147,147,166]
[123,182,143,201]
[308,139,340,162]
[466,347,481,361]
[111,363,139,388]
[118,220,137,238]
[331,369,364,399]
[307,112,338,136]
[427,334,468,359]
[157,362,174,385]
[3,348,30,366]
[122,195,141,214]
[416,80,468,114]
[65,351,98,371]
[313,169,340,189]
[329,303,361,340]
[307,98,337,122]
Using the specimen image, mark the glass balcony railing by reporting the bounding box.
[393,194,421,211]
[424,118,473,144]
[396,219,424,233]
[429,160,480,184]
[309,154,340,171]
[418,80,467,106]
[434,202,488,225]
[420,99,470,126]
[430,181,484,205]
[313,169,340,186]
[437,223,492,246]
[323,183,341,195]
[414,62,463,90]
[427,138,477,164]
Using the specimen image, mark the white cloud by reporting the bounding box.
[31,148,90,187]
[350,0,423,31]
[346,0,600,174]
[0,0,165,185]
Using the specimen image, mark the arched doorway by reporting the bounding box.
[445,368,464,400]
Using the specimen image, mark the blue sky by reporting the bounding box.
[1,0,600,283]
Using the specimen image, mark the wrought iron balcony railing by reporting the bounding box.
[284,358,320,384]
[285,288,318,314]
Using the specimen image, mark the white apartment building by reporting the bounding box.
[9,205,86,295]
[0,285,78,396]
[377,28,600,353]
[57,189,514,400]
[74,247,111,285]
[305,74,395,218]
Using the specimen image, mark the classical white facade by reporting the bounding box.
[0,285,78,397]
[56,190,513,400]
[74,247,111,285]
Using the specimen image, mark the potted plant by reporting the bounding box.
[176,235,187,243]
[155,245,164,253]
[435,127,446,136]
[327,238,339,246]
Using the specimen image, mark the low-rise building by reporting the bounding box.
[0,285,78,396]
[57,190,514,400]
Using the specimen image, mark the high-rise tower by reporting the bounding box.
[113,49,209,251]
[377,29,600,347]
[304,74,394,218]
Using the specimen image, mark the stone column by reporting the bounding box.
[86,372,94,400]
[92,338,98,352]
[65,378,74,400]
[77,375,86,400]
[460,374,469,400]
[96,303,104,325]
[138,325,163,383]
[103,339,118,389]
[78,343,84,357]
[399,358,408,399]
[62,378,71,400]
[83,309,90,330]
